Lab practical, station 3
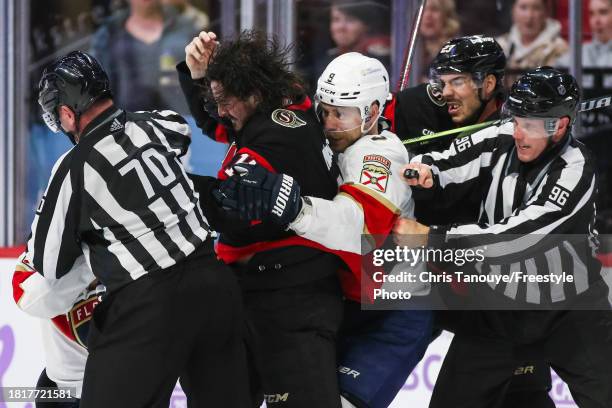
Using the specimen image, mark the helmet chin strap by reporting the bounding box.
[324,123,363,141]
[360,110,381,135]
[325,111,382,140]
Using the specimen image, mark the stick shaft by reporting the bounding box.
[399,0,427,91]
[402,95,612,145]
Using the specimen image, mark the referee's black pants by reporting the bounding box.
[429,294,612,408]
[79,244,250,408]
[435,310,555,408]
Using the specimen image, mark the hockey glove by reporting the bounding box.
[217,163,302,226]
[212,176,239,211]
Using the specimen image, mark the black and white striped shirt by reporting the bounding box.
[414,122,601,304]
[25,106,209,292]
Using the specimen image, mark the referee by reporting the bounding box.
[25,51,250,407]
[400,67,612,407]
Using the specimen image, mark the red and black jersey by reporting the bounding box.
[383,83,455,155]
[178,62,340,289]
[386,83,504,226]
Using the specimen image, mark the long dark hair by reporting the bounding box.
[206,30,306,113]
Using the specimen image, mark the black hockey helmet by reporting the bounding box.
[430,35,506,82]
[504,66,580,122]
[38,51,112,133]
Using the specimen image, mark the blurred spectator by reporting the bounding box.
[557,0,612,67]
[456,0,512,37]
[317,0,391,75]
[162,0,209,29]
[496,0,568,70]
[418,0,460,81]
[90,0,205,114]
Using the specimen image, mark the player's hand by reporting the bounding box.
[185,31,218,79]
[215,163,302,226]
[401,163,434,188]
[392,218,430,248]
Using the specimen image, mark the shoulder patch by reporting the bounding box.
[426,83,446,107]
[371,135,387,141]
[271,109,306,128]
[360,163,391,193]
[363,154,391,170]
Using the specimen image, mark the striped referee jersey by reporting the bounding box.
[413,121,602,304]
[24,106,209,292]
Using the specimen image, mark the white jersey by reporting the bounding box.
[339,130,415,219]
[291,130,427,302]
[14,253,104,398]
[292,130,412,249]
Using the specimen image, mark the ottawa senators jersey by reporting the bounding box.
[178,62,340,289]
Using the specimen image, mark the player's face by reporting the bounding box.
[439,73,481,125]
[511,116,565,162]
[330,7,368,50]
[512,0,547,42]
[319,103,363,152]
[211,80,259,131]
[590,0,612,43]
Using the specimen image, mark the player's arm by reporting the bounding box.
[13,253,95,319]
[189,172,250,233]
[218,147,407,255]
[177,31,234,144]
[293,147,407,253]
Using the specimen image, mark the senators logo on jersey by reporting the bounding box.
[426,83,446,107]
[271,109,307,128]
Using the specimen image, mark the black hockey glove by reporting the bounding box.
[215,163,302,226]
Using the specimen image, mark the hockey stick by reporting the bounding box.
[398,0,427,91]
[402,94,612,145]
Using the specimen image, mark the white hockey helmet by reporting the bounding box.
[316,52,390,123]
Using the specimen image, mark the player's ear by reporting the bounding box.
[482,74,497,98]
[249,91,262,106]
[370,101,380,117]
[364,102,381,130]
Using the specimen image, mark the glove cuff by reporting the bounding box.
[288,196,312,233]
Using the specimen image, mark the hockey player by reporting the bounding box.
[386,35,507,225]
[390,35,556,408]
[13,253,104,407]
[387,35,505,153]
[215,52,433,408]
[400,67,612,408]
[177,31,344,407]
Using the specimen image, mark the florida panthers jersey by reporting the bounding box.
[290,130,428,302]
[13,253,104,398]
